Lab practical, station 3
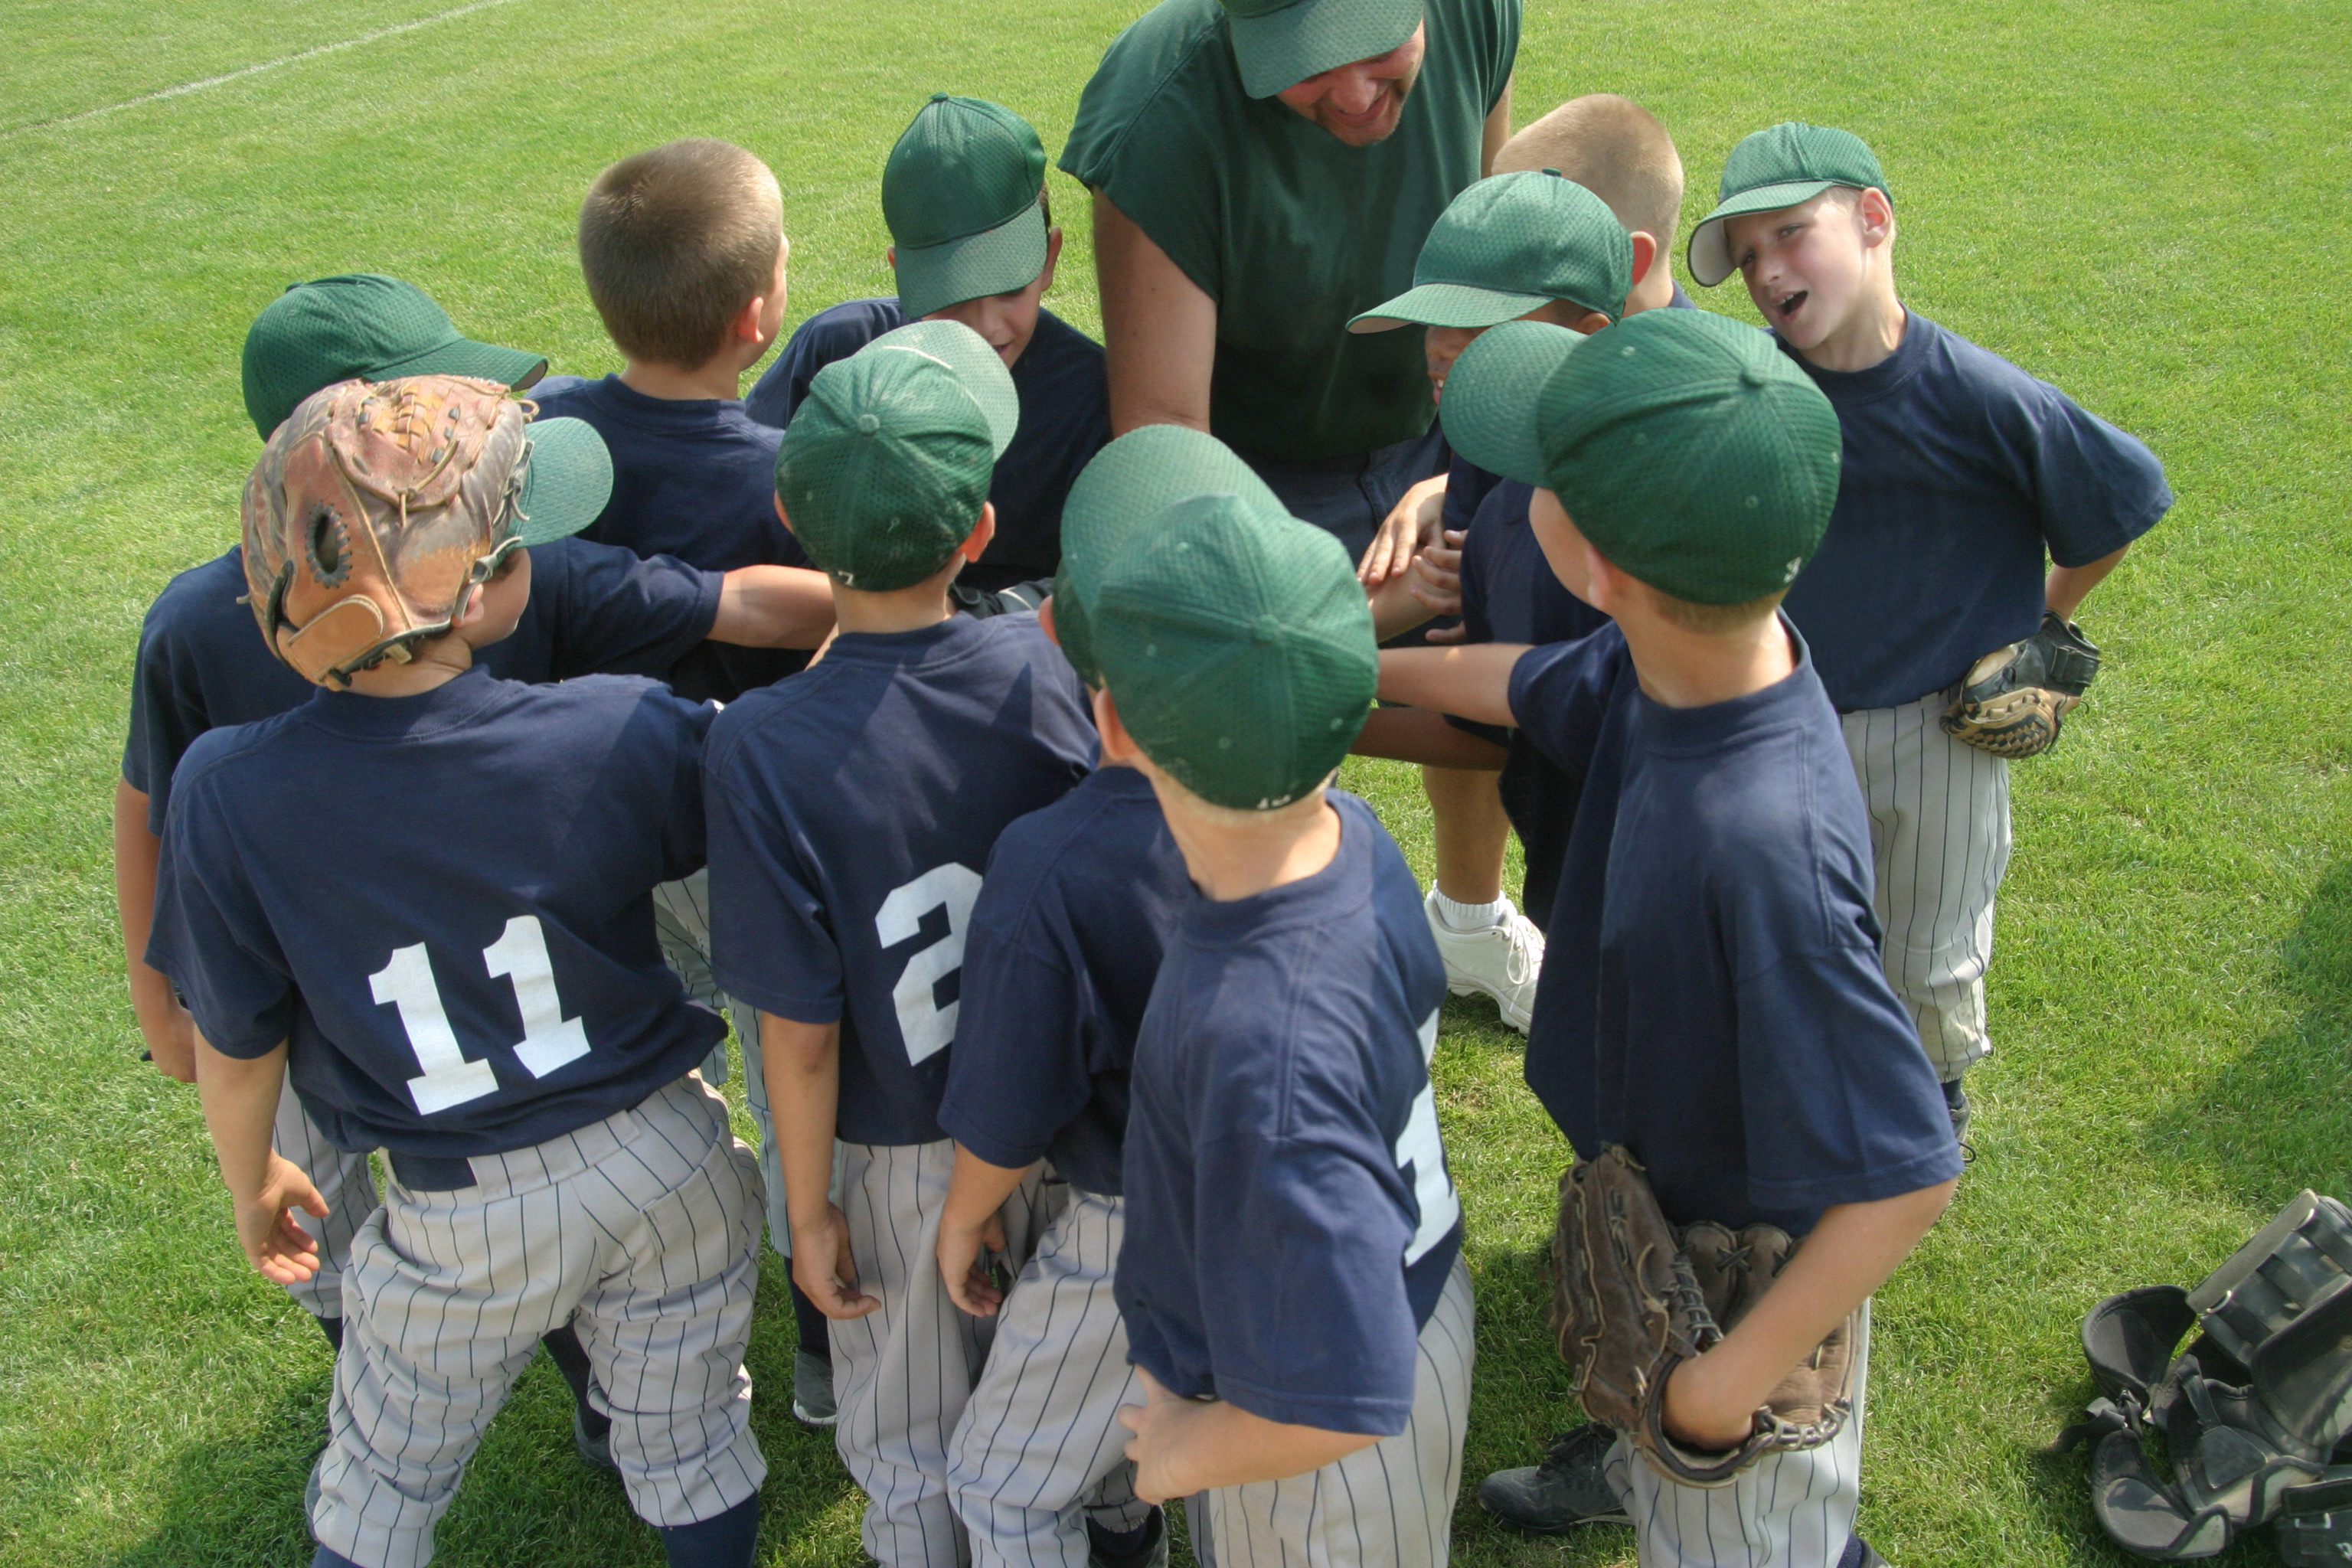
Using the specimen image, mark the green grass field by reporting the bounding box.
[3,0,2347,1563]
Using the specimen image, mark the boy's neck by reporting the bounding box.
[1157,787,1342,902]
[1798,280,1907,374]
[1617,612,1797,710]
[619,354,746,403]
[831,578,957,635]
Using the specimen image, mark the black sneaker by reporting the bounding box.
[573,1403,619,1475]
[1942,1078,1971,1141]
[1839,1532,1888,1566]
[1476,1423,1630,1534]
[1087,1505,1168,1568]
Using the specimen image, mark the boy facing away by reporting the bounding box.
[1380,309,1962,1562]
[929,427,1273,1568]
[748,93,1110,607]
[1088,492,1472,1566]
[148,377,766,1568]
[704,321,1096,1568]
[1690,122,2172,1135]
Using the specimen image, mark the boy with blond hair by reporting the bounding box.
[1380,309,1962,1560]
[1691,123,2171,1137]
[705,321,1096,1567]
[1088,492,1472,1566]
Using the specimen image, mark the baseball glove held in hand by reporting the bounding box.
[1550,1146,1858,1488]
[1941,611,2102,758]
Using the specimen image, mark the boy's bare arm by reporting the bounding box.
[1093,191,1217,436]
[1118,1367,1380,1504]
[1664,1178,1958,1449]
[1353,708,1508,770]
[758,1011,878,1319]
[113,782,194,1082]
[710,564,837,649]
[191,1030,326,1285]
[936,1144,1034,1317]
[1376,644,1529,728]
[2046,541,2129,621]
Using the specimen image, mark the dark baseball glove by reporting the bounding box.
[1940,611,2102,758]
[1550,1146,1859,1488]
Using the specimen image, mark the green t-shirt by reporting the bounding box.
[1060,0,1519,462]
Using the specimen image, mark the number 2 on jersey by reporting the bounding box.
[874,863,985,1067]
[369,916,589,1115]
[1396,1008,1461,1265]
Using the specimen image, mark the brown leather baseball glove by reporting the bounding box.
[241,375,530,688]
[1940,611,2102,758]
[1550,1145,1859,1488]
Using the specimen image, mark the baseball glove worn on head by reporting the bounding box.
[1941,611,2102,758]
[242,374,530,689]
[1550,1145,1859,1488]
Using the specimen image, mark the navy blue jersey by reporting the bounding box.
[746,300,1110,592]
[1117,791,1461,1436]
[123,541,722,832]
[936,766,1190,1196]
[531,372,812,701]
[1779,313,2171,710]
[147,669,723,1158]
[704,614,1098,1146]
[1507,622,1963,1234]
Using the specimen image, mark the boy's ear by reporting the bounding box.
[1627,230,1660,286]
[1857,188,1896,249]
[773,493,797,536]
[1092,684,1138,762]
[1037,227,1063,292]
[1568,307,1612,335]
[886,244,897,272]
[1038,593,1059,645]
[959,501,998,564]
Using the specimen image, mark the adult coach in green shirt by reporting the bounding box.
[1060,0,1519,570]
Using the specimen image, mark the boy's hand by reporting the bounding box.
[145,1002,198,1083]
[938,1208,1011,1318]
[1408,528,1466,635]
[1358,475,1448,586]
[793,1204,880,1319]
[1116,1367,1199,1504]
[1661,1351,1763,1452]
[236,1153,327,1285]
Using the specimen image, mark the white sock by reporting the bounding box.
[1433,890,1508,932]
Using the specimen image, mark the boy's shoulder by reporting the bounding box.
[977,766,1165,927]
[169,702,314,807]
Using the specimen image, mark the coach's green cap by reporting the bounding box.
[1688,123,1890,288]
[1351,171,1634,333]
[775,319,1017,591]
[884,95,1051,319]
[1220,0,1421,99]
[1054,426,1283,686]
[242,274,547,439]
[1093,498,1375,811]
[1441,309,1843,604]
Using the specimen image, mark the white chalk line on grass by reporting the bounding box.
[1,0,524,139]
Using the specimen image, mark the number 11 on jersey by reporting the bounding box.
[369,916,590,1116]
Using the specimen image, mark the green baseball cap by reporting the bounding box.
[774,318,1015,591]
[1093,495,1375,812]
[1687,123,1890,288]
[1220,0,1422,100]
[1351,171,1634,333]
[1054,426,1283,686]
[509,416,614,546]
[1439,309,1843,605]
[242,274,547,439]
[884,95,1050,319]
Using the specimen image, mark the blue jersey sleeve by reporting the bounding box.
[2005,380,2174,568]
[704,721,844,1025]
[147,741,298,1059]
[1507,627,1628,776]
[538,540,723,681]
[936,920,1086,1171]
[744,300,908,430]
[1197,1130,1426,1434]
[123,612,203,802]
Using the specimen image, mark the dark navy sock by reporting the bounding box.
[659,1493,760,1567]
[789,1278,830,1357]
[315,1315,345,1355]
[541,1319,609,1437]
[312,1549,365,1568]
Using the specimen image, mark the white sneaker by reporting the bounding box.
[1424,890,1543,1033]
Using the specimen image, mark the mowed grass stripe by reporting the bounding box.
[2,0,2347,1563]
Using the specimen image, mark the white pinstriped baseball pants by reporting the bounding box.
[1191,1256,1475,1568]
[834,1138,1047,1568]
[311,1073,766,1568]
[1602,1302,1870,1568]
[273,1080,377,1322]
[947,1186,1151,1566]
[1842,694,2012,1081]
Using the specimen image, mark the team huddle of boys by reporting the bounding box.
[116,1,2177,1565]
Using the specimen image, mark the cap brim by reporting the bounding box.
[1229,0,1421,98]
[1348,281,1556,334]
[895,201,1050,320]
[513,417,613,545]
[1438,320,1589,487]
[865,318,1022,459]
[1686,180,1838,286]
[382,335,550,395]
